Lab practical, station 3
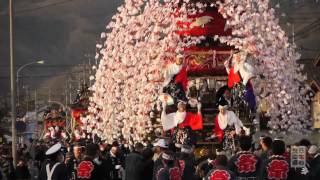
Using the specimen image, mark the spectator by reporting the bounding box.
[256,136,273,179]
[259,136,273,161]
[138,147,154,180]
[153,139,169,162]
[105,142,123,180]
[0,148,15,180]
[15,159,31,180]
[125,142,144,180]
[299,139,311,148]
[302,145,320,180]
[66,143,84,179]
[152,138,169,179]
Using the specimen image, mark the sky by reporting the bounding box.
[0,0,320,101]
[0,0,122,97]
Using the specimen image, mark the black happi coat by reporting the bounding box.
[227,151,260,179]
[261,155,292,180]
[173,127,197,147]
[162,78,188,105]
[177,153,196,180]
[205,165,236,180]
[76,157,101,180]
[154,160,182,180]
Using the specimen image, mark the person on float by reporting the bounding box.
[161,100,203,132]
[224,51,256,110]
[227,135,260,179]
[38,143,68,180]
[161,100,202,147]
[205,154,236,180]
[216,85,233,108]
[213,100,250,144]
[162,54,188,104]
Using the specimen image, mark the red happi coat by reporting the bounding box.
[227,67,241,88]
[214,115,224,143]
[174,66,188,92]
[179,112,203,130]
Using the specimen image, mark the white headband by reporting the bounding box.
[218,105,228,109]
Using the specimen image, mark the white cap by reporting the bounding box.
[153,139,168,149]
[308,145,318,155]
[45,143,62,156]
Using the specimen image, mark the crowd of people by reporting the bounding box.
[0,135,320,180]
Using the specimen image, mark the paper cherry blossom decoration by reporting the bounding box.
[89,0,311,143]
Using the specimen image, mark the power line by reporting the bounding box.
[0,0,77,16]
[16,0,77,15]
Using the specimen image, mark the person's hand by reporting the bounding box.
[162,102,166,111]
[17,160,24,167]
[115,165,122,170]
[224,60,229,68]
[230,130,236,136]
[197,102,202,112]
[243,127,250,135]
[301,167,309,175]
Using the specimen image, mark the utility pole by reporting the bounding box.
[9,0,17,166]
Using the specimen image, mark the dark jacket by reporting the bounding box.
[308,154,320,180]
[66,156,82,180]
[105,152,123,180]
[15,164,30,180]
[38,161,68,180]
[125,151,143,180]
[139,158,154,180]
[0,156,15,180]
[177,153,196,180]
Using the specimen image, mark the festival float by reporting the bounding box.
[70,84,99,142]
[88,0,312,152]
[43,104,68,140]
